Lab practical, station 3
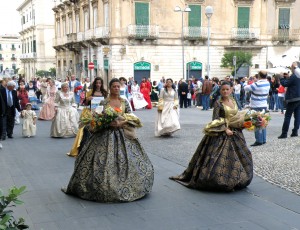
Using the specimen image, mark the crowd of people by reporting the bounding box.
[1,61,300,203]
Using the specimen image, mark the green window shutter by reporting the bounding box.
[0,54,2,59]
[188,5,201,27]
[0,44,2,50]
[238,7,250,28]
[279,8,290,29]
[135,2,149,25]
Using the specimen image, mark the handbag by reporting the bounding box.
[187,93,192,99]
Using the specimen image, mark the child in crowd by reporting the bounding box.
[21,103,37,137]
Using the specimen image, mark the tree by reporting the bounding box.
[220,51,253,76]
[49,68,56,77]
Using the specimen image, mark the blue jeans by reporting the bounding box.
[278,96,285,113]
[252,107,267,144]
[202,95,209,110]
[269,93,279,110]
[234,94,241,110]
[281,100,300,135]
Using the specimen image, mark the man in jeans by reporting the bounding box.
[202,75,212,110]
[244,71,270,146]
[278,62,300,138]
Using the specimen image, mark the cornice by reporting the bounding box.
[185,0,205,3]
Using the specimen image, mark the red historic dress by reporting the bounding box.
[140,81,152,109]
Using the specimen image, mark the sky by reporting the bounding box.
[0,0,23,35]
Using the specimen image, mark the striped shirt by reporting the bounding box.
[244,80,270,108]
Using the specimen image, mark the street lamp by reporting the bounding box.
[174,6,191,81]
[205,6,213,79]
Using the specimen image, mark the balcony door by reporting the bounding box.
[278,8,290,41]
[188,5,201,38]
[135,2,149,38]
[237,7,250,39]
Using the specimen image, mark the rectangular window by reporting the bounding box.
[104,3,109,28]
[238,7,250,28]
[278,8,290,40]
[135,2,149,25]
[33,40,36,53]
[12,64,16,70]
[84,11,89,31]
[69,15,73,33]
[188,5,201,37]
[237,7,250,38]
[76,14,80,33]
[0,64,3,72]
[135,2,149,37]
[31,40,33,52]
[0,54,2,59]
[0,44,2,50]
[93,7,98,30]
[279,8,290,29]
[84,59,88,71]
[12,44,15,50]
[188,5,201,27]
[23,16,25,24]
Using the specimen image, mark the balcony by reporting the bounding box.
[11,57,16,61]
[272,29,300,42]
[85,29,94,40]
[77,32,84,42]
[19,53,37,60]
[95,27,110,39]
[11,47,16,51]
[67,33,77,43]
[231,28,260,41]
[127,25,159,40]
[183,27,208,40]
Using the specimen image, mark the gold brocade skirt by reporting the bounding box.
[170,129,253,192]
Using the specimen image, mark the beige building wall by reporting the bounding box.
[17,0,56,82]
[0,35,22,75]
[52,0,300,84]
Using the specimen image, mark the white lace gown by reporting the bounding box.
[131,84,148,109]
[50,92,79,138]
[22,110,37,137]
[155,89,181,136]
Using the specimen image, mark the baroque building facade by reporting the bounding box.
[17,0,56,82]
[0,35,22,75]
[52,0,300,84]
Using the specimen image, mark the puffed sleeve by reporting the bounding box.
[203,101,227,136]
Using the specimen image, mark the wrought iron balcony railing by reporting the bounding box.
[231,28,260,40]
[127,25,159,39]
[272,29,300,42]
[183,27,208,40]
[19,53,36,59]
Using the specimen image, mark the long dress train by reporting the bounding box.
[170,99,253,191]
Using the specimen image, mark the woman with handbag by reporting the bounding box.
[155,78,180,136]
[67,77,108,157]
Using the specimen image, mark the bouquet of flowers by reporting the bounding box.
[243,109,271,131]
[80,106,120,131]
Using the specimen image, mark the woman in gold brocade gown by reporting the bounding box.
[67,77,108,157]
[62,78,154,202]
[170,81,253,192]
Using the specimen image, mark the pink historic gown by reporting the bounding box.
[38,85,57,120]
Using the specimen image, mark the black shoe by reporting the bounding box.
[278,134,287,139]
[291,133,298,137]
[7,135,13,139]
[250,142,263,146]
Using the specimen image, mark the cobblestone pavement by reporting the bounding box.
[137,107,300,196]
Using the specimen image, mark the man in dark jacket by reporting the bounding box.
[178,79,188,108]
[0,80,21,139]
[278,62,300,138]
